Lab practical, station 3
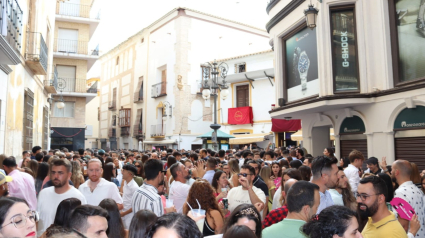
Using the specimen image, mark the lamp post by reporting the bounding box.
[201,60,229,150]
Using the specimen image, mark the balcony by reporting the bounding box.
[151,124,166,138]
[108,128,116,138]
[120,127,130,137]
[151,82,167,98]
[55,2,100,38]
[43,67,58,94]
[53,39,99,71]
[0,0,23,65]
[133,127,143,136]
[134,90,143,103]
[87,81,98,94]
[25,32,48,75]
[108,100,116,110]
[119,108,131,127]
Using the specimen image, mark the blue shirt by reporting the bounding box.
[203,170,215,184]
[317,190,334,214]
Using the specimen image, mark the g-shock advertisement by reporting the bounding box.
[396,0,425,82]
[285,27,319,102]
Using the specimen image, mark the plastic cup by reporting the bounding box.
[166,199,174,208]
[191,209,206,233]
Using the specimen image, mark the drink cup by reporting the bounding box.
[222,198,228,209]
[191,209,206,233]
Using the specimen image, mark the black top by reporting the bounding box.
[203,217,215,236]
[253,176,269,197]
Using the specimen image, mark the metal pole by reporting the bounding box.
[213,92,218,150]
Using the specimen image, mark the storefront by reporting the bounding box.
[197,130,234,150]
[272,119,301,148]
[393,106,425,170]
[50,127,85,151]
[339,116,367,159]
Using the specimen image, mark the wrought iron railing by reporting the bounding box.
[108,128,116,138]
[121,127,130,137]
[92,44,99,56]
[87,81,98,93]
[0,0,23,52]
[108,100,116,110]
[56,78,87,93]
[44,66,58,91]
[54,38,99,55]
[25,32,48,72]
[56,2,94,18]
[151,82,167,98]
[151,124,166,137]
[133,127,143,136]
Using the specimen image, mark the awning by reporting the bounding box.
[197,130,235,139]
[229,133,272,145]
[143,140,177,144]
[272,119,301,132]
[290,129,335,141]
[225,68,274,83]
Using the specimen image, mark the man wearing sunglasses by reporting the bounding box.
[227,164,266,218]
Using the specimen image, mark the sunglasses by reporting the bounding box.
[238,173,253,177]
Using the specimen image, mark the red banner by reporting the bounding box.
[228,107,253,125]
[271,119,301,132]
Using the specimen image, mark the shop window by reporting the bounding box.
[330,6,359,92]
[236,85,249,107]
[389,0,425,84]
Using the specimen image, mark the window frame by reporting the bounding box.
[329,5,361,94]
[53,102,75,118]
[235,84,250,108]
[388,0,425,86]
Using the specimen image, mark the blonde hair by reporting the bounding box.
[228,159,240,174]
[259,166,272,186]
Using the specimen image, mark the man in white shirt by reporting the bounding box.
[311,156,339,214]
[343,149,364,193]
[227,164,266,216]
[169,162,191,213]
[391,160,425,238]
[37,159,87,237]
[119,164,140,229]
[79,159,123,208]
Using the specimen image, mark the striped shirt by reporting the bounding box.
[131,183,164,217]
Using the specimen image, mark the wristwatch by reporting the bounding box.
[298,51,310,92]
[292,47,301,85]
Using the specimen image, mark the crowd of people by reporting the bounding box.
[0,145,425,238]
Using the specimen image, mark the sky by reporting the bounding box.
[88,0,271,77]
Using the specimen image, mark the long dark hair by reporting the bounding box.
[377,173,394,202]
[223,225,257,238]
[147,213,202,238]
[134,160,145,178]
[326,147,335,158]
[222,204,262,238]
[102,163,115,182]
[302,205,358,238]
[129,210,157,238]
[211,170,226,191]
[53,198,82,226]
[0,197,28,226]
[99,198,126,238]
[35,162,49,195]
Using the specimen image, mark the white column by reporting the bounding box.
[334,135,340,159]
[384,131,395,164]
[366,133,374,158]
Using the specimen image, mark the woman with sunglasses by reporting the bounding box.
[0,197,37,238]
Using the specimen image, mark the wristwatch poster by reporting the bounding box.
[298,51,310,93]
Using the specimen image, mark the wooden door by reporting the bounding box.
[236,85,249,108]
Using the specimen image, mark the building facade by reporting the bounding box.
[85,77,100,149]
[50,0,100,151]
[99,7,270,151]
[267,0,425,169]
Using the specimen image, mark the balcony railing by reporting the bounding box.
[43,67,58,94]
[108,100,116,110]
[57,78,88,93]
[87,81,98,93]
[151,124,166,137]
[151,82,167,98]
[0,0,23,53]
[56,2,100,19]
[54,39,98,56]
[121,127,130,137]
[134,90,143,102]
[25,32,48,75]
[133,127,143,136]
[108,128,116,138]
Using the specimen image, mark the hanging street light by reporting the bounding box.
[304,1,319,30]
[201,60,229,150]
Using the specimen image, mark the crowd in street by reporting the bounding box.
[0,145,425,238]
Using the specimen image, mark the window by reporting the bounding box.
[23,89,34,150]
[330,6,359,92]
[116,56,119,65]
[134,76,143,102]
[42,107,49,150]
[283,25,319,102]
[57,28,78,53]
[389,0,425,84]
[119,108,131,127]
[134,109,143,135]
[53,102,75,117]
[109,88,117,109]
[112,115,116,126]
[234,63,246,73]
[141,38,144,43]
[236,85,249,107]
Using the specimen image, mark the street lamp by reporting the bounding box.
[201,60,229,150]
[304,1,319,30]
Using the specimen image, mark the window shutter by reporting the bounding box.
[236,85,249,107]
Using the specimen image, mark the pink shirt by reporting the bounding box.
[8,169,37,210]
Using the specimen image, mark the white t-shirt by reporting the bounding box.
[122,179,140,229]
[78,178,123,206]
[169,181,191,213]
[36,186,87,237]
[227,186,266,214]
[272,186,282,210]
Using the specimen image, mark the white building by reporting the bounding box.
[266,0,425,168]
[98,7,270,151]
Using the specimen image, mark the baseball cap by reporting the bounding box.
[366,157,379,165]
[98,149,105,155]
[0,171,12,185]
